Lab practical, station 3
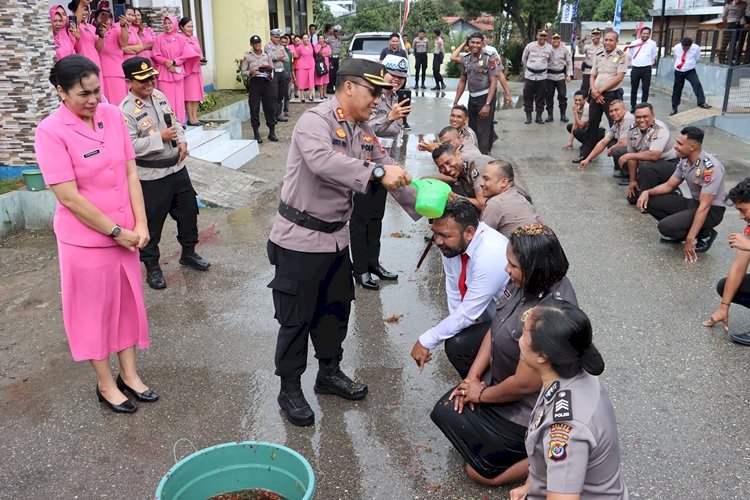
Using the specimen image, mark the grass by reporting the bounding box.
[0,177,25,195]
[198,89,246,114]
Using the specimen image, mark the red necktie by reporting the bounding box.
[676,49,687,70]
[458,253,469,301]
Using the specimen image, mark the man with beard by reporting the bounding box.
[410,198,509,377]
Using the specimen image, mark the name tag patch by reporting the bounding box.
[83,149,101,158]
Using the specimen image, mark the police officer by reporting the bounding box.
[413,29,429,89]
[577,28,602,97]
[431,143,486,211]
[241,35,277,143]
[620,103,676,204]
[351,55,413,290]
[268,58,412,426]
[264,28,289,123]
[546,33,572,122]
[579,99,634,173]
[580,30,628,161]
[522,30,553,124]
[121,57,210,290]
[479,160,541,237]
[324,25,350,94]
[637,126,725,260]
[510,301,628,500]
[454,32,498,155]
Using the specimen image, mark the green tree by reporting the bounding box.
[313,0,335,29]
[339,0,400,33]
[403,0,450,39]
[460,0,559,45]
[577,0,651,22]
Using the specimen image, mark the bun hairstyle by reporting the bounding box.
[509,224,569,297]
[49,54,100,91]
[178,16,191,29]
[526,300,605,378]
[67,0,80,11]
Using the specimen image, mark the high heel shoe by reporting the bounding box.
[116,374,160,402]
[96,386,137,414]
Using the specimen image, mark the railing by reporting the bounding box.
[666,28,750,67]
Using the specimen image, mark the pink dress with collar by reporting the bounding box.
[99,24,127,105]
[74,20,102,69]
[182,33,205,102]
[295,43,315,90]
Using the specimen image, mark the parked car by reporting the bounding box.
[347,32,406,62]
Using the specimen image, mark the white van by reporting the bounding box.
[347,32,406,62]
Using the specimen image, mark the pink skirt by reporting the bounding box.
[296,67,315,90]
[102,76,128,106]
[57,241,149,361]
[184,71,204,102]
[315,64,329,86]
[157,79,186,124]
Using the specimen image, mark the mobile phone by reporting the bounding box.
[396,89,411,116]
[69,16,77,29]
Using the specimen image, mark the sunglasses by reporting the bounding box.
[136,75,156,82]
[350,81,382,97]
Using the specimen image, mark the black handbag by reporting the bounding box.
[315,57,328,76]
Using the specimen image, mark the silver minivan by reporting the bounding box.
[347,32,406,62]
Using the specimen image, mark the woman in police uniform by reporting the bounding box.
[511,301,628,499]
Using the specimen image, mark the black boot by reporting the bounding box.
[545,112,554,122]
[268,126,278,142]
[278,378,314,426]
[535,112,544,124]
[524,112,532,124]
[314,358,368,400]
[145,264,166,289]
[179,248,210,271]
[253,127,262,144]
[560,111,568,122]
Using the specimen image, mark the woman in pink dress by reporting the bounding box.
[179,17,205,126]
[69,0,102,70]
[314,34,331,100]
[151,16,201,124]
[95,9,128,105]
[51,5,75,61]
[295,33,316,102]
[134,8,155,60]
[34,54,157,414]
[121,5,143,61]
[290,35,302,99]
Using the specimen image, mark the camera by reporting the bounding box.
[396,89,411,115]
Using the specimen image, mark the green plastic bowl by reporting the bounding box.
[156,441,315,500]
[412,178,452,218]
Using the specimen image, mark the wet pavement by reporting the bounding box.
[2,78,750,499]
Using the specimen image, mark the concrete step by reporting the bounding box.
[191,139,259,170]
[188,129,231,156]
[184,124,204,142]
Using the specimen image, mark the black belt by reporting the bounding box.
[135,154,180,169]
[331,55,339,58]
[547,68,566,74]
[278,201,347,233]
[527,68,546,74]
[581,62,591,71]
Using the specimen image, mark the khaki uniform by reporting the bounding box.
[452,160,482,200]
[368,92,403,155]
[241,50,276,130]
[525,373,628,499]
[605,112,635,172]
[325,34,348,92]
[413,35,429,86]
[592,48,628,91]
[522,42,553,117]
[264,40,288,119]
[577,39,602,94]
[481,186,542,236]
[546,44,573,117]
[626,119,677,202]
[460,52,499,154]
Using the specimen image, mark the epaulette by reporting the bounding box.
[615,49,624,56]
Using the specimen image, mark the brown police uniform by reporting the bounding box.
[625,118,677,201]
[522,41,553,120]
[577,37,602,96]
[413,35,429,87]
[481,187,542,237]
[606,111,635,172]
[459,125,478,149]
[264,38,288,119]
[546,43,573,118]
[459,52,499,154]
[241,49,276,133]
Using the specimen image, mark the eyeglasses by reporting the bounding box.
[349,81,382,97]
[138,76,156,82]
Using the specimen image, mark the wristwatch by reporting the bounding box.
[109,225,121,238]
[372,164,386,182]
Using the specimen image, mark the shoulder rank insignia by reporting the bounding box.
[470,166,479,179]
[362,135,373,143]
[544,380,560,401]
[553,390,572,421]
[153,92,163,99]
[134,98,144,107]
[335,107,346,120]
[704,158,714,169]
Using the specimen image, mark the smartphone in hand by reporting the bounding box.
[396,89,412,115]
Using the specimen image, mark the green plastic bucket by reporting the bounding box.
[156,441,315,500]
[411,178,452,218]
[22,169,45,191]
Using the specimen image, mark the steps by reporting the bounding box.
[185,124,259,170]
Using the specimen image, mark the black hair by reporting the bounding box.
[49,54,100,90]
[641,27,651,33]
[309,23,317,29]
[680,126,704,144]
[682,37,693,46]
[324,24,332,32]
[608,99,624,108]
[527,300,605,378]
[634,102,653,112]
[490,160,514,181]
[390,32,400,40]
[468,32,483,41]
[418,28,425,33]
[124,4,135,13]
[433,29,441,36]
[726,177,750,205]
[438,126,457,138]
[451,104,468,116]
[574,90,584,98]
[178,17,191,29]
[432,142,456,161]
[67,0,81,11]
[440,197,479,232]
[509,224,569,297]
[605,30,619,41]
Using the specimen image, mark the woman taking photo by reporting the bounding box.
[34,55,158,414]
[314,34,331,100]
[431,224,577,486]
[510,301,628,499]
[134,8,155,59]
[69,0,103,69]
[96,8,128,105]
[51,5,75,61]
[179,16,205,126]
[294,33,315,102]
[120,5,144,61]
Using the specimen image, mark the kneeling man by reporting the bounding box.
[480,161,542,236]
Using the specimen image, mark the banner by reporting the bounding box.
[613,0,622,34]
[400,0,410,35]
[561,2,577,24]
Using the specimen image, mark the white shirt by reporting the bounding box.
[419,222,510,350]
[628,38,658,67]
[672,43,701,72]
[484,45,500,59]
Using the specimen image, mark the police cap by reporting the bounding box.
[250,35,261,44]
[122,57,159,81]
[337,59,392,89]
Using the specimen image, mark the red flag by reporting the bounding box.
[400,0,410,35]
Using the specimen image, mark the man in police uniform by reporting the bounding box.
[521,30,553,124]
[620,103,676,204]
[479,160,541,236]
[580,30,628,162]
[324,25,351,94]
[637,126,725,260]
[241,35,277,143]
[413,29,429,89]
[577,28,602,96]
[546,33,573,122]
[121,57,210,290]
[264,28,289,124]
[579,99,634,173]
[268,58,412,426]
[454,32,498,154]
[431,143,486,211]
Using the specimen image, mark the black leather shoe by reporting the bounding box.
[545,114,554,122]
[368,265,397,281]
[524,114,532,124]
[354,272,379,290]
[730,331,750,346]
[612,170,628,178]
[96,386,137,414]
[314,360,368,400]
[571,156,585,164]
[659,235,683,244]
[276,115,289,122]
[669,109,678,116]
[145,266,166,289]
[268,132,279,142]
[179,251,211,271]
[698,102,712,109]
[618,177,631,186]
[431,85,440,90]
[695,229,718,253]
[560,114,569,122]
[420,84,427,89]
[116,374,159,402]
[278,379,314,426]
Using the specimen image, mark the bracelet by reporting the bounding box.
[478,386,487,403]
[721,302,731,306]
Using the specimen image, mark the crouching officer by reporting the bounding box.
[241,35,277,143]
[268,58,412,426]
[121,57,210,290]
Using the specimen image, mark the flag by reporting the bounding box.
[613,0,622,34]
[400,0,410,35]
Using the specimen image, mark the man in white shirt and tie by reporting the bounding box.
[671,37,712,115]
[628,27,658,112]
[410,198,509,378]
